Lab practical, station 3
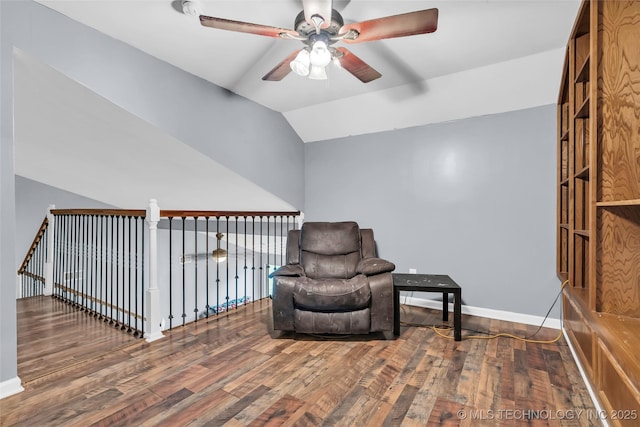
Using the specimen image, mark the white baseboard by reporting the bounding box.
[402,295,561,330]
[0,376,24,399]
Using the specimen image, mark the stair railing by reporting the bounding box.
[17,217,49,298]
[51,208,147,337]
[16,200,302,342]
[158,210,301,330]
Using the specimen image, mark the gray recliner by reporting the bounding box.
[271,221,395,335]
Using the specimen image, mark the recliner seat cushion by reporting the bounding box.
[293,275,371,312]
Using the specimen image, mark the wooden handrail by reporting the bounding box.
[18,217,48,275]
[50,209,301,218]
[51,209,146,217]
[160,210,301,218]
[21,271,46,282]
[53,284,145,322]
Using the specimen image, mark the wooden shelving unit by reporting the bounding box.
[557,1,640,423]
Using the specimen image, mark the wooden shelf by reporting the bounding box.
[575,97,590,119]
[597,311,640,401]
[597,312,640,342]
[575,56,590,83]
[560,223,569,230]
[572,0,590,37]
[565,288,640,409]
[566,285,590,309]
[574,229,590,238]
[560,128,569,142]
[574,166,590,180]
[597,199,640,207]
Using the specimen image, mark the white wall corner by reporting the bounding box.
[0,377,24,399]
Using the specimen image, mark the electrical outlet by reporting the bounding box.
[409,268,417,274]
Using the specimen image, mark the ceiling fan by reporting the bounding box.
[197,0,438,83]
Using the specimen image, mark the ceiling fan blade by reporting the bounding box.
[302,0,333,29]
[262,50,301,81]
[200,15,299,38]
[340,8,438,44]
[335,47,381,83]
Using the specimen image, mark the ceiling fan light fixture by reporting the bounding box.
[290,49,311,76]
[212,249,227,263]
[309,40,331,68]
[212,232,227,263]
[308,65,328,80]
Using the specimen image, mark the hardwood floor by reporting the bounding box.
[15,296,137,384]
[1,296,599,426]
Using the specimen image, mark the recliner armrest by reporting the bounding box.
[269,264,305,278]
[356,258,395,276]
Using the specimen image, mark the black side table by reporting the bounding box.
[392,273,462,341]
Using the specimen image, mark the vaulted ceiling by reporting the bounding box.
[34,0,581,142]
[13,0,581,210]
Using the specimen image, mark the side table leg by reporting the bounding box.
[442,292,449,321]
[393,288,400,336]
[454,290,462,341]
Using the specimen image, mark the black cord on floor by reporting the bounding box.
[400,280,568,342]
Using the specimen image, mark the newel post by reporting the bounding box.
[144,199,164,342]
[43,204,55,296]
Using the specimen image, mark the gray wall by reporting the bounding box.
[305,105,559,318]
[14,176,115,266]
[0,0,19,387]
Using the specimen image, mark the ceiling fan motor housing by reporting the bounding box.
[294,9,344,45]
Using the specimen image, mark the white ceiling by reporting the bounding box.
[14,0,580,211]
[34,0,581,142]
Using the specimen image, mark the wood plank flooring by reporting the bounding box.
[15,296,138,384]
[1,296,599,426]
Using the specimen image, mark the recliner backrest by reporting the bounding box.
[299,222,362,279]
